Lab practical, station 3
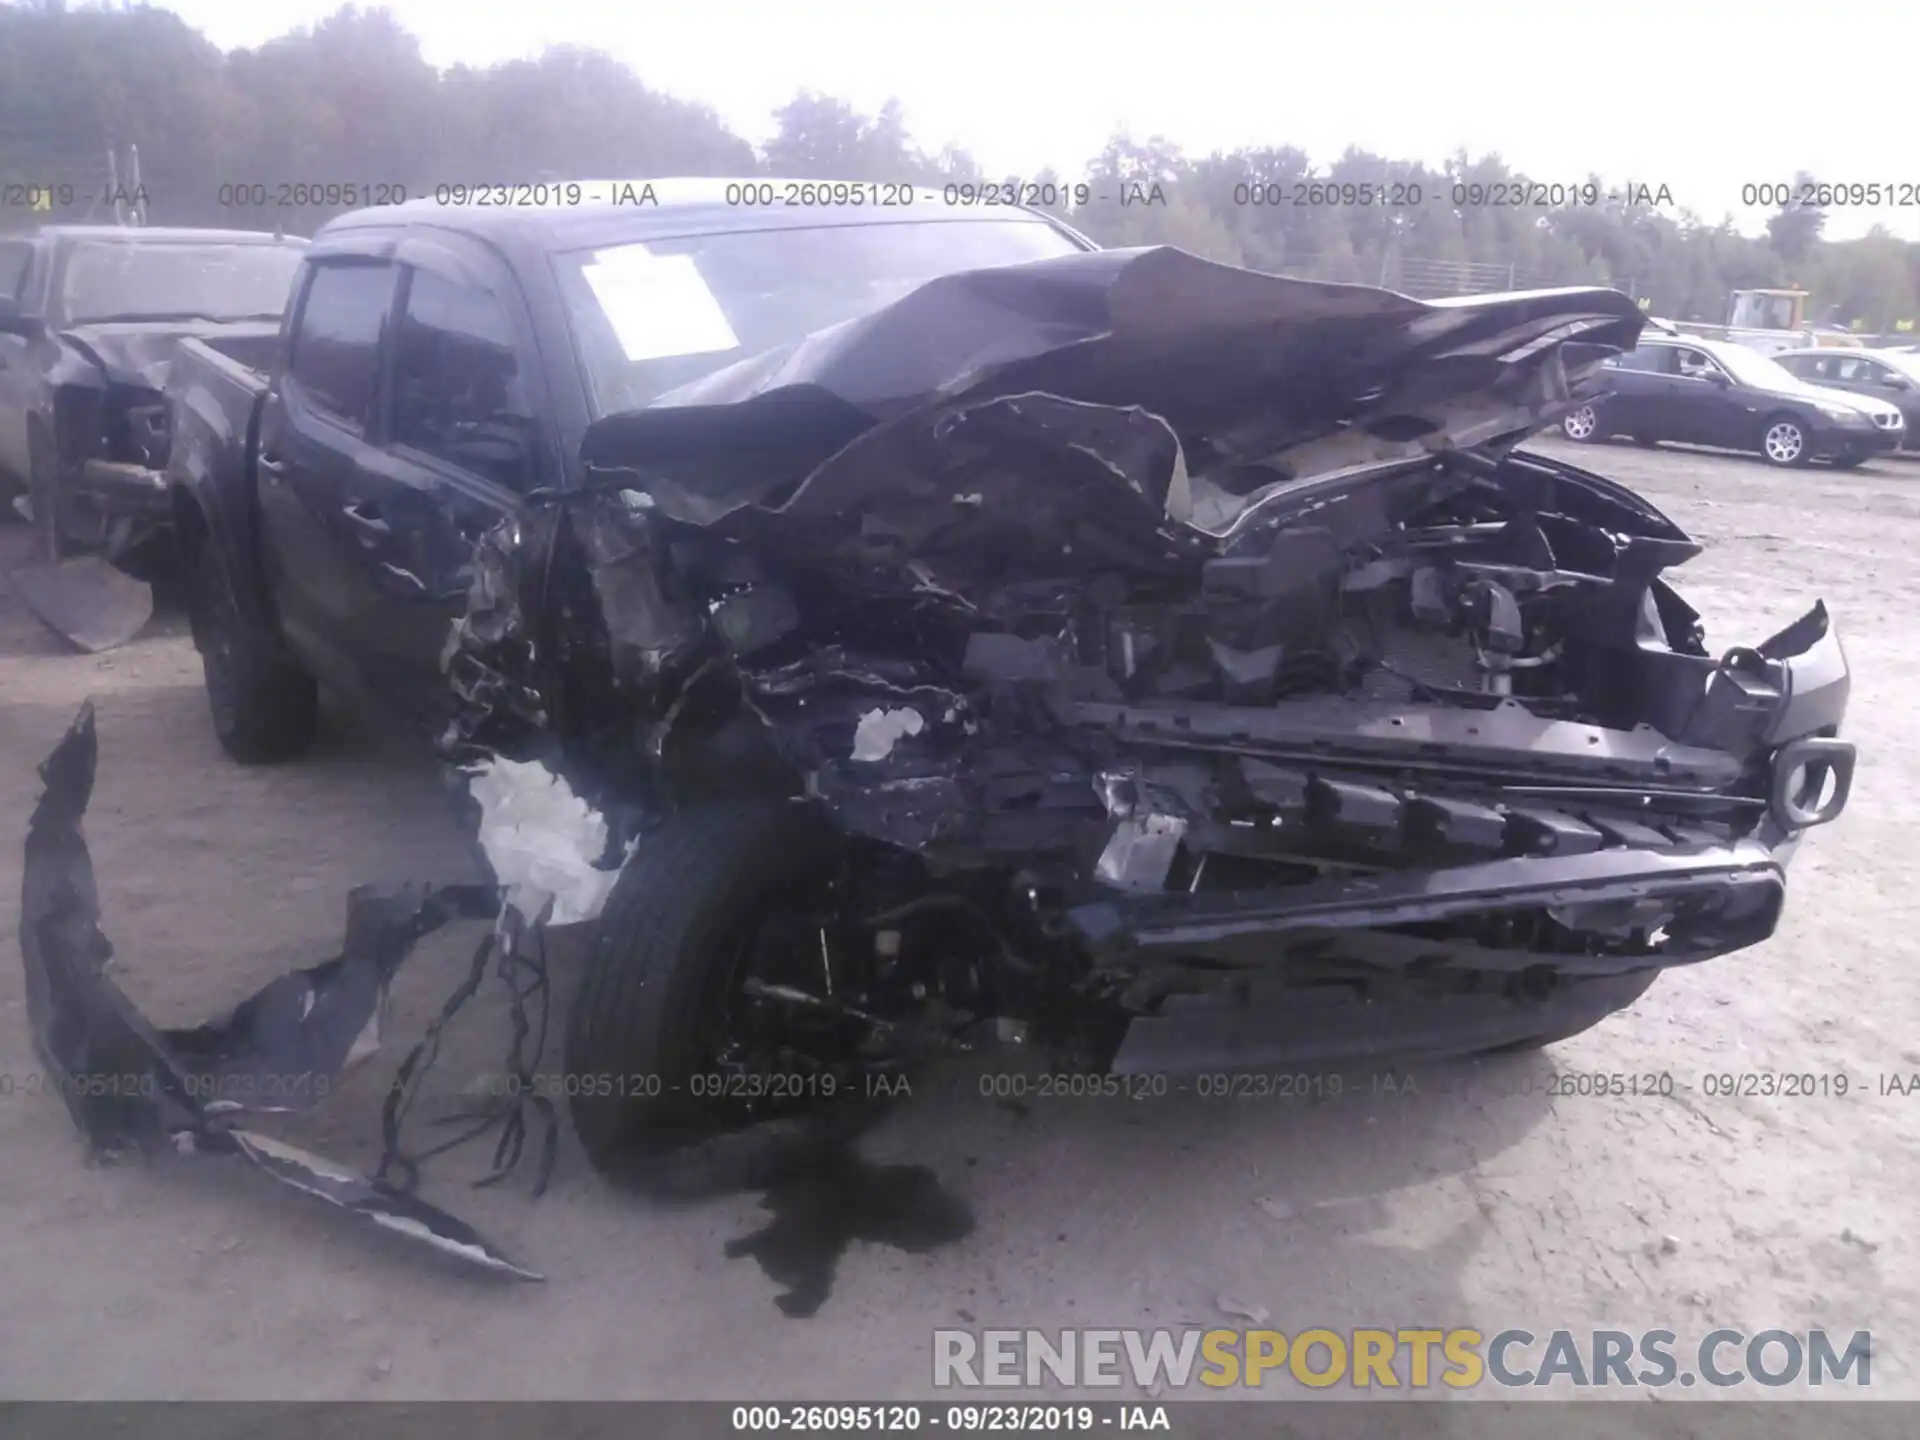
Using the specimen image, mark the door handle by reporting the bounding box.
[257,452,286,479]
[341,499,390,541]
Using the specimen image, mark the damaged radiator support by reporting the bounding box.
[15,701,635,1281]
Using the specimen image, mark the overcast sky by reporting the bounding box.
[159,0,1918,242]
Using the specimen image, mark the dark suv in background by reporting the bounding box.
[1559,334,1906,467]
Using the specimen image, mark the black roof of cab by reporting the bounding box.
[313,177,1070,257]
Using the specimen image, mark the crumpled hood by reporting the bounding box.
[580,245,1647,533]
[59,319,274,391]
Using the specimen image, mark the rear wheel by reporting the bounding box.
[566,801,857,1169]
[1560,404,1601,442]
[1759,415,1811,468]
[187,536,318,762]
[1828,455,1867,470]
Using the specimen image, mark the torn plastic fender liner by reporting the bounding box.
[18,701,540,1281]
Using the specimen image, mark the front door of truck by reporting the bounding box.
[254,249,403,709]
[342,232,551,731]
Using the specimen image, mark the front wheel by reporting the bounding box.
[1560,404,1602,442]
[1759,415,1812,468]
[566,801,858,1169]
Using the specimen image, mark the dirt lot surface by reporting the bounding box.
[2,439,1917,1412]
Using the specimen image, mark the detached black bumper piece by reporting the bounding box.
[17,702,541,1281]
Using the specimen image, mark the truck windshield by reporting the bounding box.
[557,219,1084,415]
[60,241,307,326]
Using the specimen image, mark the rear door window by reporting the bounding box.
[388,267,536,492]
[286,261,395,429]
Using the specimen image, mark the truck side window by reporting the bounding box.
[287,261,393,429]
[390,268,535,492]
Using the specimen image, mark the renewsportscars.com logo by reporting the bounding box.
[932,1327,1873,1391]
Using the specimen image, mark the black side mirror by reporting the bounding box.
[1705,370,1731,387]
[1882,374,1911,391]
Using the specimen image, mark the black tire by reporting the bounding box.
[566,800,846,1169]
[187,536,318,762]
[1630,435,1660,448]
[1758,414,1812,468]
[1828,455,1867,470]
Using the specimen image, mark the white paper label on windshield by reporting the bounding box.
[582,246,738,363]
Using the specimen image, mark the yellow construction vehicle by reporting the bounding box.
[1667,289,1863,355]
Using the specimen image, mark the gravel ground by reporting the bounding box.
[1,438,1916,1409]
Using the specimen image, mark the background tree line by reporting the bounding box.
[4,0,1916,333]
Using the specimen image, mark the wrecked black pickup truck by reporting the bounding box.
[0,224,306,566]
[165,183,1856,1168]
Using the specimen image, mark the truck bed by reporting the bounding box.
[158,329,278,579]
[166,331,272,496]
[173,329,276,398]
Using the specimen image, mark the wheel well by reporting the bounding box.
[1760,410,1805,433]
